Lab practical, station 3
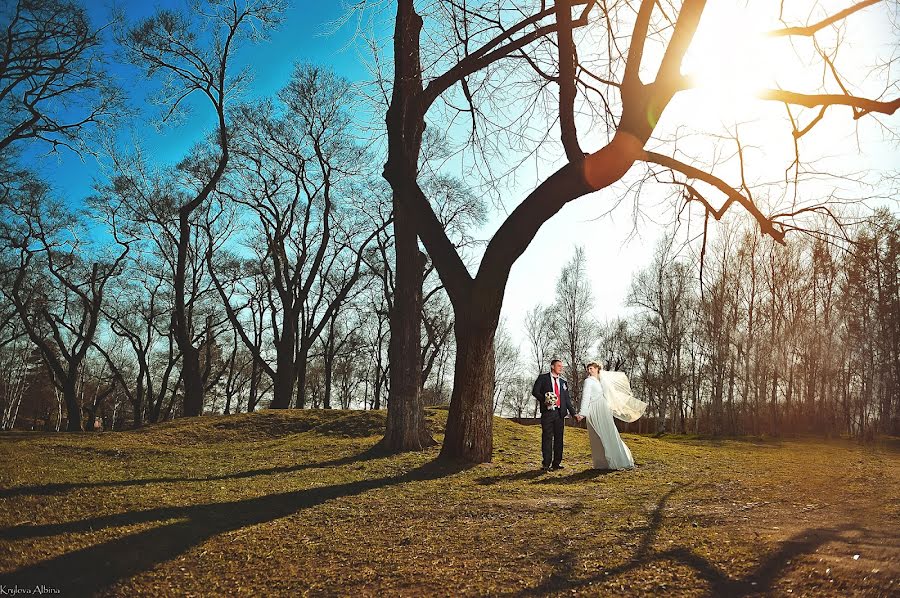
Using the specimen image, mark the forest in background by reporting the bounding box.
[503,212,900,440]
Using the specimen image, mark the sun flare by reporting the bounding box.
[681,4,783,121]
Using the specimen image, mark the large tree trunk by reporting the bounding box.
[380,0,434,452]
[270,338,296,409]
[175,210,204,417]
[181,345,205,417]
[439,308,498,462]
[382,211,434,450]
[62,378,81,432]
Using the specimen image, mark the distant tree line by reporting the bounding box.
[501,212,900,440]
[606,211,900,438]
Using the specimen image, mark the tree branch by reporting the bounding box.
[643,151,786,244]
[758,89,900,117]
[422,1,595,109]
[555,0,585,161]
[400,180,473,309]
[767,0,881,37]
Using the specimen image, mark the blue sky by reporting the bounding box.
[38,0,375,201]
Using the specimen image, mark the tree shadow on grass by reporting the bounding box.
[0,457,471,595]
[0,444,390,500]
[537,468,618,484]
[510,483,869,597]
[477,465,619,487]
[476,468,547,485]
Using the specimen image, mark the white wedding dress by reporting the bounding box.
[578,373,647,470]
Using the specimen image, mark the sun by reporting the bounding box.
[680,3,784,122]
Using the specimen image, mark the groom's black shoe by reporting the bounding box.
[550,464,564,471]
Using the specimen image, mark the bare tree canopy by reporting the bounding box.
[0,0,121,157]
[2,179,129,431]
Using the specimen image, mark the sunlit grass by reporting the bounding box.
[0,409,897,596]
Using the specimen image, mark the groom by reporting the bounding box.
[531,359,577,471]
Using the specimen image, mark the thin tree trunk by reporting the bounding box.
[295,346,310,409]
[324,320,336,410]
[373,333,385,411]
[771,371,779,437]
[133,373,145,428]
[248,359,260,412]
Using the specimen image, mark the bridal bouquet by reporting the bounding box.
[544,391,558,409]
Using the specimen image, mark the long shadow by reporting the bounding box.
[0,445,388,500]
[538,468,617,485]
[0,457,471,595]
[477,464,621,487]
[511,483,682,597]
[508,483,869,597]
[476,468,547,486]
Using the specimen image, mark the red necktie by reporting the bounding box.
[553,377,560,407]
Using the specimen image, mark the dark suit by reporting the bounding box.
[531,372,577,468]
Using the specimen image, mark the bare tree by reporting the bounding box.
[524,303,554,416]
[359,271,391,410]
[321,291,368,410]
[628,237,694,433]
[119,0,282,417]
[377,0,900,462]
[0,0,121,157]
[491,319,520,415]
[321,301,367,410]
[207,64,381,410]
[612,205,900,439]
[0,317,29,429]
[92,265,168,428]
[92,149,233,421]
[2,180,128,431]
[375,0,592,454]
[550,246,598,409]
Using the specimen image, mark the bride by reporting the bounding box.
[577,361,647,470]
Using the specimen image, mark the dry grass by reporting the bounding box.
[0,408,897,596]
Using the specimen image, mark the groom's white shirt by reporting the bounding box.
[550,373,566,391]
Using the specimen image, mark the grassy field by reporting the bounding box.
[0,408,897,597]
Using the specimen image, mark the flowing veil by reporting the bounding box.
[599,371,647,422]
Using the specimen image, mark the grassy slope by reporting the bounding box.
[0,409,897,597]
